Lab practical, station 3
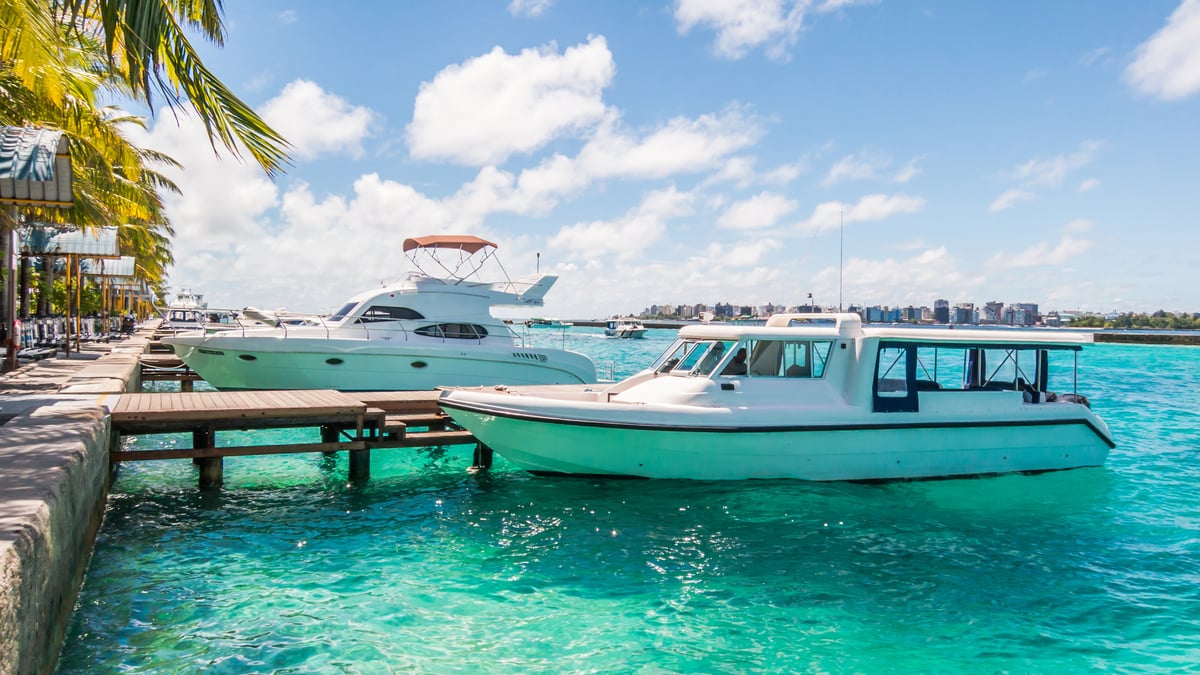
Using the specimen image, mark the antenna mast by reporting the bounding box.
[838,209,844,312]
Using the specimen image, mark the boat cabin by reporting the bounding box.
[640,313,1091,412]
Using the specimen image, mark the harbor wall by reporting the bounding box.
[0,336,147,674]
[0,403,110,675]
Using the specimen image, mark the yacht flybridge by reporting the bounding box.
[439,313,1114,481]
[163,236,597,391]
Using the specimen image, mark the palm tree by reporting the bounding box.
[4,0,290,177]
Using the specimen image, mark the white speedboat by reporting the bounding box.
[163,236,597,391]
[439,313,1115,481]
[156,289,209,333]
[604,317,647,339]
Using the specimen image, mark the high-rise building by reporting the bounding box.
[934,299,950,324]
[983,301,1004,324]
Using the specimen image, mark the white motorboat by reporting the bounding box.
[157,289,209,333]
[439,313,1115,481]
[525,318,573,328]
[604,317,647,339]
[163,236,597,391]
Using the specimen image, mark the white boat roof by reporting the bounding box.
[676,313,1093,347]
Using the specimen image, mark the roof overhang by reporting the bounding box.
[0,127,73,208]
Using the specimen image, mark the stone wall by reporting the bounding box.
[0,404,111,675]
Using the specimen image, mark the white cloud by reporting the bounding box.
[512,106,762,208]
[1078,178,1100,192]
[812,246,981,307]
[893,157,922,183]
[796,193,925,232]
[702,238,780,266]
[717,191,797,230]
[1125,0,1200,100]
[276,9,298,24]
[1011,140,1103,187]
[986,221,1095,268]
[548,186,694,261]
[1080,47,1111,66]
[675,0,806,61]
[509,0,554,17]
[822,152,887,186]
[988,189,1036,213]
[1064,218,1095,234]
[673,0,876,61]
[1024,68,1048,82]
[260,80,377,160]
[407,36,614,165]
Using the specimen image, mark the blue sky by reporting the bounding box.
[137,0,1200,318]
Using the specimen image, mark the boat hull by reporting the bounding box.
[167,338,595,391]
[439,399,1112,481]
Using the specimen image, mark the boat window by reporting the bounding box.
[743,340,834,378]
[691,340,737,377]
[673,340,715,373]
[414,323,489,340]
[652,339,690,372]
[356,305,425,322]
[874,345,918,412]
[903,342,1083,402]
[328,302,359,322]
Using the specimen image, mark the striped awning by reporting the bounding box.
[44,226,120,257]
[82,255,136,277]
[0,126,73,207]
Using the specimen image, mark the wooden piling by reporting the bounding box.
[348,450,370,481]
[193,427,222,489]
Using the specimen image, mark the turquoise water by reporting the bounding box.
[58,330,1200,673]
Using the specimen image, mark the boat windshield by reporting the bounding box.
[328,302,359,323]
[652,339,737,376]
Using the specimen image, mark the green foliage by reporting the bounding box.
[1071,312,1200,331]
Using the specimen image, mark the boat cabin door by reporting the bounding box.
[873,344,918,413]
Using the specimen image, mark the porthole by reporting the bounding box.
[411,361,428,369]
[326,358,344,365]
[237,354,257,361]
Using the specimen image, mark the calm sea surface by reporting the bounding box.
[58,329,1200,673]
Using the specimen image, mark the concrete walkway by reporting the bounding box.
[0,329,153,675]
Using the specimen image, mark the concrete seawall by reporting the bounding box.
[0,333,149,675]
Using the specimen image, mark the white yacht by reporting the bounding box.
[163,236,597,391]
[439,313,1114,481]
[157,289,209,333]
[604,317,647,339]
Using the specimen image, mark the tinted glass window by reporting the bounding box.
[414,323,488,339]
[328,302,359,322]
[357,305,425,322]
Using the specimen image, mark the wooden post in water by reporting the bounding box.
[320,425,338,458]
[472,443,494,470]
[181,379,193,392]
[194,427,222,489]
[348,449,370,481]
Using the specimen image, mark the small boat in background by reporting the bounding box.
[525,318,573,328]
[604,317,647,339]
[440,313,1114,481]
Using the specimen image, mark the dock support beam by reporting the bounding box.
[472,443,494,470]
[348,450,370,482]
[193,427,222,489]
[181,379,193,392]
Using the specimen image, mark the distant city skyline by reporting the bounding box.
[135,1,1200,317]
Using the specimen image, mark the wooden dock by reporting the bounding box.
[108,389,484,488]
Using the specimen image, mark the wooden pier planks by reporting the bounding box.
[107,389,472,465]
